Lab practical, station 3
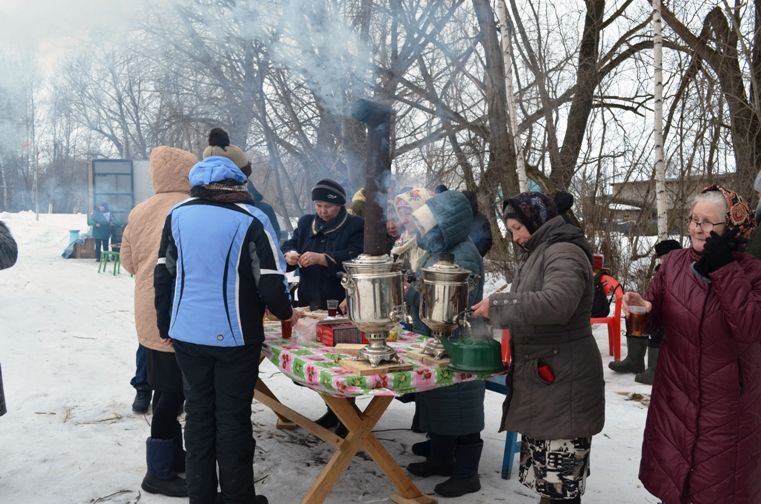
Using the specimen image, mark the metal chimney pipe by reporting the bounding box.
[351,99,392,256]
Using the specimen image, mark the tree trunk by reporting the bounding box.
[653,0,668,239]
[472,0,518,198]
[550,0,606,190]
[659,3,761,200]
[495,0,528,192]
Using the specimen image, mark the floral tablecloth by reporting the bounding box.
[262,322,504,398]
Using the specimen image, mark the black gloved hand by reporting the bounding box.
[695,229,736,276]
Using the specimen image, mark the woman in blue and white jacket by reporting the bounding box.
[154,152,292,504]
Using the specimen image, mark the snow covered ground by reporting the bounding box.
[0,212,661,504]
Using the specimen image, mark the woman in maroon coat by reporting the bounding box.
[623,185,761,504]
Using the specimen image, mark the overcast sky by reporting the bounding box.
[0,0,157,74]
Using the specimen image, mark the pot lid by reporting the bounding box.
[421,253,470,281]
[343,253,404,274]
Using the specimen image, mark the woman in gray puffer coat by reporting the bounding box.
[0,221,18,417]
[404,190,486,498]
[472,192,605,504]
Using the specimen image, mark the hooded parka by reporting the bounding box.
[639,247,761,504]
[406,190,486,437]
[120,146,196,352]
[489,215,605,439]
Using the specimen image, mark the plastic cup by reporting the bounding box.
[628,305,647,337]
[281,319,292,339]
[327,299,339,318]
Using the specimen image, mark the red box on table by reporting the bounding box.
[317,321,368,347]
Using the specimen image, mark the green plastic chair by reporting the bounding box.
[97,251,121,276]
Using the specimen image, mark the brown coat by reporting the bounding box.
[121,146,197,352]
[490,216,605,439]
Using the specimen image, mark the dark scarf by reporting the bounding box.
[502,192,558,234]
[191,182,252,204]
[311,206,349,236]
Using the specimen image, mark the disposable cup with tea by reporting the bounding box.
[327,299,339,318]
[628,305,647,337]
[281,319,293,339]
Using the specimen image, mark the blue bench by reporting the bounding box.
[485,374,521,479]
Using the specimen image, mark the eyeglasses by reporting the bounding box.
[686,216,726,232]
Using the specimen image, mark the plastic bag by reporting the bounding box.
[292,317,318,345]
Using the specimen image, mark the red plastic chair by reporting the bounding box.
[590,274,623,361]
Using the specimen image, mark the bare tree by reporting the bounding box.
[659,0,761,200]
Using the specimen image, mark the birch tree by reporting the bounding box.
[653,0,668,238]
[496,0,528,192]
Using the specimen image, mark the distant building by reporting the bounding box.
[593,172,736,233]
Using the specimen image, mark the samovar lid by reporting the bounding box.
[343,253,404,274]
[421,253,470,281]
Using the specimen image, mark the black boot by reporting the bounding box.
[550,497,580,504]
[132,388,152,414]
[434,440,483,497]
[335,422,348,438]
[635,347,660,385]
[608,336,647,374]
[411,401,423,433]
[407,434,455,477]
[412,439,430,457]
[216,492,269,503]
[314,407,339,429]
[141,437,188,497]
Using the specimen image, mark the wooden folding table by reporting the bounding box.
[253,323,500,503]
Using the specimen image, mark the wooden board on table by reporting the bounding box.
[338,357,413,376]
[334,343,366,355]
[294,307,327,320]
[406,350,450,369]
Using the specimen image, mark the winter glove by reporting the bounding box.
[694,229,736,276]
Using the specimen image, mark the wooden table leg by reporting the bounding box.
[253,381,342,447]
[252,379,435,504]
[255,357,298,430]
[298,395,436,504]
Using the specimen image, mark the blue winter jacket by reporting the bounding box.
[154,157,292,347]
[406,189,486,437]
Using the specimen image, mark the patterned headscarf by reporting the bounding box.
[502,192,558,234]
[394,187,434,219]
[700,184,755,240]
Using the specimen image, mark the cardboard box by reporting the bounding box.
[317,322,368,347]
[73,238,96,259]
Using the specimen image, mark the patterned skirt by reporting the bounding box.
[518,436,592,499]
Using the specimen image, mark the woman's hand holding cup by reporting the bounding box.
[622,292,652,337]
[622,292,652,316]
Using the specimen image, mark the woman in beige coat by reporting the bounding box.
[121,146,197,497]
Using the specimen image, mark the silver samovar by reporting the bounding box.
[418,253,472,359]
[342,254,406,366]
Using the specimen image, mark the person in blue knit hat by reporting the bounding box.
[154,145,293,504]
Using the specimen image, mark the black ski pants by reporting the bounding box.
[173,340,262,504]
